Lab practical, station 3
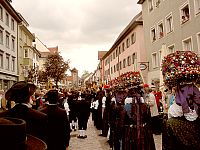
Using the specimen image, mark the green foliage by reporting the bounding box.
[44,52,70,87]
[37,70,48,83]
[81,70,90,79]
[27,67,38,83]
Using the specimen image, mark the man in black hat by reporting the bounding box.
[0,81,47,142]
[40,90,70,150]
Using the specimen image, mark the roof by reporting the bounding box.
[102,12,143,59]
[1,0,22,23]
[66,76,73,81]
[71,68,78,72]
[40,52,50,58]
[18,13,29,26]
[137,0,145,4]
[98,51,107,60]
[48,46,58,53]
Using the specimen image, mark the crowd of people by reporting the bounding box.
[0,51,200,150]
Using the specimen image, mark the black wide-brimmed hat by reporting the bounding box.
[0,117,47,150]
[5,81,37,103]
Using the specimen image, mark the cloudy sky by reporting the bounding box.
[12,0,141,76]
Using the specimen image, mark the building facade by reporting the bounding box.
[34,37,50,71]
[0,0,22,91]
[102,12,148,84]
[138,0,200,87]
[18,13,40,83]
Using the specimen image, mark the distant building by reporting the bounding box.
[0,0,22,90]
[102,12,148,84]
[71,68,78,88]
[48,46,58,53]
[65,68,79,89]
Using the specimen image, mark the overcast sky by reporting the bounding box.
[12,0,141,76]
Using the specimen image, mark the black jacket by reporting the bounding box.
[40,105,70,150]
[0,104,47,142]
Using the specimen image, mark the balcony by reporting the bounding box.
[23,58,33,66]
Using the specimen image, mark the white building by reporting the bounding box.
[0,0,22,91]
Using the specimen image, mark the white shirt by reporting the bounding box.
[168,103,198,121]
[102,96,106,108]
[93,100,99,110]
[64,102,70,115]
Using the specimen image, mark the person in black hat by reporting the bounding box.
[0,81,47,142]
[40,90,70,150]
[0,117,47,150]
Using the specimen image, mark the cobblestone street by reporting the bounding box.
[69,116,162,150]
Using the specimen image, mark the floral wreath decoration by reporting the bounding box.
[161,51,200,88]
[109,71,143,89]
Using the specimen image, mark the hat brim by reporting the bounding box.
[5,82,37,101]
[27,134,47,150]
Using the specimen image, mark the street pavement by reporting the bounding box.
[69,116,162,150]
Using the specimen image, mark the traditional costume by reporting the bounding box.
[162,51,200,150]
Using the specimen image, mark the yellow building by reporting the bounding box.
[18,14,40,83]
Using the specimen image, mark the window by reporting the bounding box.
[131,32,136,44]
[111,67,113,74]
[6,13,9,26]
[152,53,158,68]
[181,3,190,24]
[158,50,162,66]
[116,63,119,71]
[110,55,112,62]
[6,34,9,48]
[6,54,9,70]
[24,49,28,58]
[155,0,161,7]
[11,38,15,51]
[151,27,156,42]
[116,48,118,57]
[132,53,136,64]
[0,52,3,68]
[183,37,192,51]
[158,22,164,38]
[0,29,3,44]
[11,57,15,71]
[118,46,121,54]
[11,19,14,31]
[0,6,3,20]
[113,52,115,59]
[123,59,126,68]
[166,13,173,33]
[119,61,122,70]
[197,33,200,53]
[122,43,125,51]
[127,56,131,66]
[148,0,154,12]
[168,45,175,54]
[126,38,130,48]
[194,0,200,15]
[114,65,116,72]
[19,28,22,39]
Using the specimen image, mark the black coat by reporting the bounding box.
[76,99,91,120]
[0,104,47,142]
[40,105,70,150]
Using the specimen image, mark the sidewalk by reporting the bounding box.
[69,116,162,150]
